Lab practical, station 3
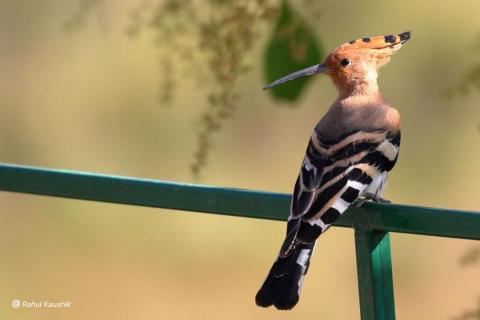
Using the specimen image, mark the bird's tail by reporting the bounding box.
[255,242,315,310]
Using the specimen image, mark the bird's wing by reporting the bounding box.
[280,128,400,256]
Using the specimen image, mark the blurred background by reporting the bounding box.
[0,0,479,319]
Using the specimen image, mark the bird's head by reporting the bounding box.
[264,31,411,96]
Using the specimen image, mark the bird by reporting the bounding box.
[255,31,411,310]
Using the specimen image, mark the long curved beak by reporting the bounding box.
[263,64,328,90]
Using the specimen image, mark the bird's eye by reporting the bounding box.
[340,58,350,67]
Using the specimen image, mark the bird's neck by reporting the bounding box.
[335,82,385,107]
[339,78,379,97]
[333,66,381,101]
[335,74,383,103]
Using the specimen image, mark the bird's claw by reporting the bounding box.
[351,198,367,209]
[363,192,391,203]
[351,192,391,208]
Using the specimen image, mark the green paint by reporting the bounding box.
[355,229,395,320]
[0,163,478,239]
[0,162,479,319]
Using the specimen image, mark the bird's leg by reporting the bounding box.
[363,192,391,203]
[351,192,391,208]
[351,197,368,208]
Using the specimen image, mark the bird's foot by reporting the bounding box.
[363,192,391,203]
[351,192,391,208]
[351,198,368,209]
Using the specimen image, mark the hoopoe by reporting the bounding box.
[256,31,410,310]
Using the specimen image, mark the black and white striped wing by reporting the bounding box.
[281,129,400,256]
[280,138,326,254]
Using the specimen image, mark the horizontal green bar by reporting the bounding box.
[0,163,479,240]
[0,163,294,222]
[352,203,480,240]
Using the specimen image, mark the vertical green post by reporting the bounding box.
[354,227,396,320]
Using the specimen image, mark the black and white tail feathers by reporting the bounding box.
[255,242,314,310]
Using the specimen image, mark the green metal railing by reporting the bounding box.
[1,162,479,319]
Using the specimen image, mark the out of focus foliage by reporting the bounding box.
[452,247,480,320]
[459,247,480,266]
[65,0,323,177]
[264,1,323,101]
[455,33,480,96]
[452,299,480,320]
[454,29,480,320]
[63,0,100,32]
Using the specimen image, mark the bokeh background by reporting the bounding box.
[1,0,480,319]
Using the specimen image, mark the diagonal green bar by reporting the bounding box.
[0,163,294,222]
[0,163,479,240]
[355,228,395,320]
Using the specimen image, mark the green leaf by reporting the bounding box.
[263,0,324,103]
